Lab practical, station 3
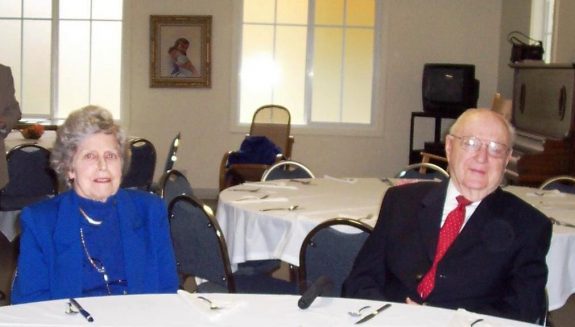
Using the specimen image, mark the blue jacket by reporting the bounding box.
[11,189,179,304]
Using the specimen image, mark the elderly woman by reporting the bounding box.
[11,106,178,304]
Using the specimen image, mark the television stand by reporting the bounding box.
[409,111,456,164]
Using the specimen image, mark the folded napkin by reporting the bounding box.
[323,175,357,184]
[232,196,289,204]
[388,178,441,186]
[242,182,298,190]
[526,189,566,197]
[177,290,244,322]
[448,309,501,327]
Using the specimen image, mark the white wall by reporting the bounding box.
[123,0,502,198]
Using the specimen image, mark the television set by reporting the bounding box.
[422,63,479,118]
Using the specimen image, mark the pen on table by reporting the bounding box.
[69,298,94,322]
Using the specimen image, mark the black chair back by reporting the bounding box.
[539,176,575,194]
[168,195,236,292]
[159,169,193,206]
[299,218,372,297]
[395,162,449,181]
[0,144,58,211]
[261,160,315,181]
[121,138,156,191]
[163,132,181,173]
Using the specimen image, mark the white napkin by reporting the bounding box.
[177,290,244,322]
[448,309,501,327]
[232,196,289,204]
[526,189,566,197]
[242,182,298,190]
[323,175,357,184]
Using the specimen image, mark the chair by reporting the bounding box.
[419,151,448,172]
[168,195,297,294]
[219,105,294,191]
[158,169,194,206]
[261,160,315,181]
[298,218,373,297]
[491,92,513,121]
[121,138,156,191]
[0,144,58,211]
[395,162,449,181]
[539,175,575,194]
[234,160,315,277]
[163,132,181,173]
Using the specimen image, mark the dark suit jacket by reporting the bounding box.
[11,189,179,304]
[342,181,552,323]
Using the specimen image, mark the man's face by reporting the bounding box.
[445,111,512,201]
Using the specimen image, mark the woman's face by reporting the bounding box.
[68,133,123,202]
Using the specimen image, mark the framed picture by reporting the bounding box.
[150,15,212,88]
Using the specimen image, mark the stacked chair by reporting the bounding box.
[219,105,294,191]
[121,138,156,191]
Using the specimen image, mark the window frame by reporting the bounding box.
[230,0,386,137]
[0,0,125,122]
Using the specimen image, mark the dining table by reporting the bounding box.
[4,129,57,151]
[0,291,539,326]
[216,177,575,311]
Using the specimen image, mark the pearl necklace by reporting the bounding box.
[79,207,103,226]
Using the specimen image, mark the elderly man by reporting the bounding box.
[342,109,551,323]
[0,63,22,189]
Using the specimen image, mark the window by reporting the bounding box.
[530,0,555,63]
[0,0,123,121]
[238,0,380,127]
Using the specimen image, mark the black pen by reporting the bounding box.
[69,298,94,322]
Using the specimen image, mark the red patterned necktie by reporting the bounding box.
[417,195,472,300]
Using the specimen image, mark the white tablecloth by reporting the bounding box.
[503,186,575,310]
[217,177,388,266]
[4,130,56,151]
[217,178,575,311]
[0,292,537,326]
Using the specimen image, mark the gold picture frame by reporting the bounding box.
[150,15,212,88]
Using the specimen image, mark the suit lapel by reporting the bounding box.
[417,182,449,261]
[445,188,502,258]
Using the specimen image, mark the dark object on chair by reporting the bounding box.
[121,138,156,191]
[395,162,449,181]
[261,160,315,181]
[298,218,372,297]
[422,63,479,118]
[0,144,58,211]
[163,132,181,173]
[539,175,575,194]
[508,31,544,63]
[168,195,297,294]
[219,105,294,191]
[158,169,194,206]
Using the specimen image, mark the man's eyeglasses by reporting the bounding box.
[449,135,510,158]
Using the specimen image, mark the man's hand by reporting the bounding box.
[405,297,421,305]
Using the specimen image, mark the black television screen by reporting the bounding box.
[422,63,479,118]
